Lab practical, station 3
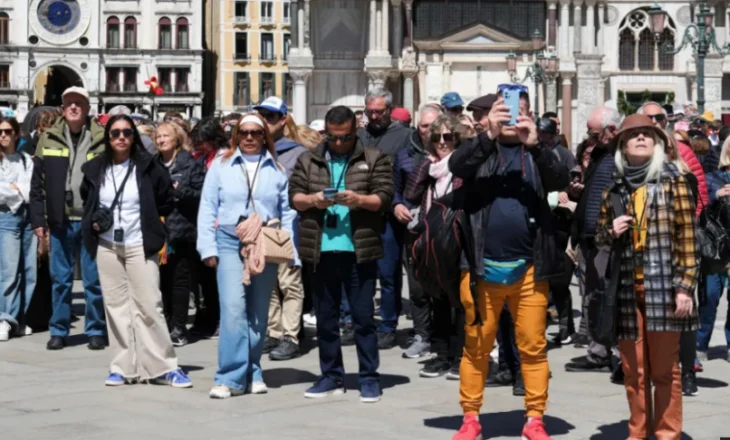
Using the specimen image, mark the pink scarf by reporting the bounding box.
[425,153,454,212]
[235,213,264,285]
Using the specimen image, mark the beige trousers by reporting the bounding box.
[97,242,178,380]
[267,263,304,343]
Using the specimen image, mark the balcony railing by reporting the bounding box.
[260,16,274,25]
[176,84,189,92]
[234,53,251,62]
[233,16,250,25]
[106,84,120,92]
[282,16,290,26]
[123,83,137,92]
[258,55,276,63]
[0,81,10,88]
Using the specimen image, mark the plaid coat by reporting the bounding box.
[595,163,699,340]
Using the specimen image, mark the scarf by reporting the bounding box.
[425,153,454,212]
[235,212,265,285]
[622,160,651,192]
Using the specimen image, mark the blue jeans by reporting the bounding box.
[215,229,278,390]
[377,216,403,334]
[497,305,521,374]
[49,220,105,337]
[313,252,379,384]
[697,272,730,351]
[0,208,37,328]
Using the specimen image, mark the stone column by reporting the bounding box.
[369,0,377,54]
[404,0,414,48]
[546,77,558,113]
[442,62,452,93]
[382,0,390,54]
[418,59,427,104]
[573,0,583,55]
[547,0,558,48]
[559,0,571,59]
[403,71,417,116]
[290,0,299,50]
[376,8,383,51]
[303,0,310,49]
[597,3,605,56]
[561,73,573,146]
[584,0,595,54]
[392,0,403,56]
[290,70,311,123]
[704,54,723,119]
[298,6,305,49]
[575,54,604,142]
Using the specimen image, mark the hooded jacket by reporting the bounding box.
[275,136,308,178]
[357,121,411,159]
[677,141,709,217]
[156,149,205,244]
[393,129,429,209]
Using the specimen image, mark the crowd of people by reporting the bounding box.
[0,83,728,440]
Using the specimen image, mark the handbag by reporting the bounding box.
[697,197,730,274]
[92,163,134,233]
[588,192,624,346]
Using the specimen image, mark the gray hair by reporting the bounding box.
[637,101,667,116]
[419,103,442,119]
[365,87,393,107]
[615,134,667,183]
[600,107,622,130]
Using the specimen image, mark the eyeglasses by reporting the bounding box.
[0,128,15,136]
[365,108,388,116]
[326,133,355,143]
[110,129,134,139]
[258,111,282,123]
[647,113,666,122]
[240,129,264,138]
[430,132,456,143]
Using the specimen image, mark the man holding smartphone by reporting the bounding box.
[289,106,393,403]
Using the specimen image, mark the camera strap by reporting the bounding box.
[109,162,135,222]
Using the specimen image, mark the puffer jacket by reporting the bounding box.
[677,141,709,216]
[156,149,205,244]
[288,139,394,265]
[393,129,428,209]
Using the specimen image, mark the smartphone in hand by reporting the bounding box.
[323,188,337,200]
[498,83,527,126]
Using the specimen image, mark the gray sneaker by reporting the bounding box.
[402,335,430,359]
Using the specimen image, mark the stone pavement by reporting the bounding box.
[0,284,728,440]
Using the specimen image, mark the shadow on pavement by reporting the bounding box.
[696,376,728,388]
[343,373,410,391]
[589,420,694,440]
[424,411,575,439]
[264,368,319,389]
[180,365,205,373]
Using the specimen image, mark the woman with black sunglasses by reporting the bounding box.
[80,114,192,388]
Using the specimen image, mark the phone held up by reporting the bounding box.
[497,83,528,126]
[323,188,337,200]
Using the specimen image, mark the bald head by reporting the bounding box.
[587,107,621,143]
[417,104,441,145]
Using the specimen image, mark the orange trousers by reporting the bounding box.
[458,267,550,417]
[618,285,682,440]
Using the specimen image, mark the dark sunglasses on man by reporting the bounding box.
[646,113,666,123]
[326,133,355,143]
[110,128,134,139]
[258,110,283,123]
[430,132,456,143]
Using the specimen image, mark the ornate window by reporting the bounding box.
[0,13,9,45]
[618,8,675,72]
[158,17,172,49]
[176,17,189,49]
[124,17,137,49]
[107,16,120,49]
[260,73,274,101]
[234,72,250,107]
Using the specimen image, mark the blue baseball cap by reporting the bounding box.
[254,96,288,116]
[440,92,465,109]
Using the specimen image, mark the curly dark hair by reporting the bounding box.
[190,116,228,151]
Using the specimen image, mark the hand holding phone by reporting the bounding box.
[497,83,527,127]
[323,188,337,200]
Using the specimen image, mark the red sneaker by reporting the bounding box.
[452,413,483,440]
[522,416,552,440]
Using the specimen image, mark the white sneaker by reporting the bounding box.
[490,344,499,362]
[209,385,245,399]
[0,321,10,341]
[17,326,32,337]
[303,313,317,327]
[247,381,268,394]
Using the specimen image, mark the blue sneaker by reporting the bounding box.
[360,381,381,403]
[304,376,344,398]
[152,368,193,388]
[105,372,125,387]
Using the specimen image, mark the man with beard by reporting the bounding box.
[358,87,412,349]
[564,106,621,374]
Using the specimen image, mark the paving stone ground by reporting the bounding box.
[0,281,728,440]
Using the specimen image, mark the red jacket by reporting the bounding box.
[678,141,709,217]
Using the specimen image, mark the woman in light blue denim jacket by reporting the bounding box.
[0,116,36,342]
[197,113,298,399]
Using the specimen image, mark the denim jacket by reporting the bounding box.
[197,148,300,266]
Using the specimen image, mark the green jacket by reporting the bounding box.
[30,118,105,229]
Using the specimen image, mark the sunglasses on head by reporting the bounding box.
[647,113,666,122]
[326,133,355,143]
[110,128,134,139]
[430,132,456,143]
[240,129,264,138]
[0,128,14,136]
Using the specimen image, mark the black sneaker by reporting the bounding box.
[263,336,280,354]
[565,356,612,372]
[572,333,590,348]
[485,368,514,387]
[46,336,66,351]
[551,330,574,346]
[170,327,188,347]
[682,371,699,396]
[88,335,106,351]
[445,357,461,380]
[512,372,525,396]
[419,356,450,378]
[377,332,396,350]
[269,336,299,361]
[341,327,355,346]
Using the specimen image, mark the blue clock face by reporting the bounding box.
[38,0,81,35]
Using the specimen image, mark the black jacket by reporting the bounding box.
[448,132,570,281]
[80,151,174,259]
[571,144,616,246]
[156,150,205,244]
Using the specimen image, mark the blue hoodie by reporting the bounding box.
[275,136,307,178]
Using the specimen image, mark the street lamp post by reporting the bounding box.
[648,0,730,113]
[506,29,559,119]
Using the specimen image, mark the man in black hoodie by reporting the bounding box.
[358,87,411,349]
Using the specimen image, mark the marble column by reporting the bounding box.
[559,0,571,59]
[418,60,427,104]
[291,70,311,124]
[392,0,403,56]
[290,0,299,50]
[298,6,305,49]
[548,1,557,48]
[573,0,583,55]
[303,0,310,49]
[561,73,573,147]
[404,0,414,48]
[403,71,417,116]
[443,62,452,93]
[704,54,723,118]
[382,0,390,54]
[597,3,605,56]
[575,54,604,143]
[369,0,377,54]
[546,78,558,113]
[584,0,595,54]
[377,9,383,51]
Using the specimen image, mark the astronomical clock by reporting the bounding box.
[29,0,92,45]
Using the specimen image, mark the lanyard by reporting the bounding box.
[326,149,350,189]
[239,152,264,210]
[110,163,127,223]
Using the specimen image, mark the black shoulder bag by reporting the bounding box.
[92,164,134,234]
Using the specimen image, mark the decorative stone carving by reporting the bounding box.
[606,6,619,25]
[705,77,722,117]
[677,6,692,26]
[289,69,312,83]
[575,55,604,142]
[366,69,390,85]
[400,46,417,70]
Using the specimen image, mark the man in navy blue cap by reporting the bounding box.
[441,92,465,117]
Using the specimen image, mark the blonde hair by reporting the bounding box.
[296,124,323,150]
[615,131,667,183]
[283,114,302,144]
[719,136,730,170]
[155,121,190,152]
[665,136,691,175]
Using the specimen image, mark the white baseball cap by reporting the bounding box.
[309,119,325,133]
[62,86,90,103]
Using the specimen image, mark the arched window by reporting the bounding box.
[176,17,189,49]
[107,16,120,49]
[618,8,675,72]
[124,17,137,49]
[159,17,172,49]
[0,13,9,45]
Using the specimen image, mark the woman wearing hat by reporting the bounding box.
[594,114,699,440]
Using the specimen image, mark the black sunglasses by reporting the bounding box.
[0,128,15,136]
[110,128,134,139]
[258,110,283,123]
[240,129,264,138]
[326,133,355,143]
[430,132,456,143]
[647,113,666,122]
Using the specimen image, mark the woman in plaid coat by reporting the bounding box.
[595,114,699,440]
